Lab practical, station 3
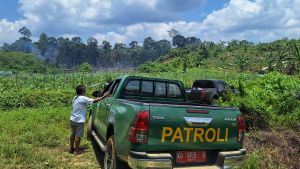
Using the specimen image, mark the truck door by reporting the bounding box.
[99,79,121,140]
[92,81,112,139]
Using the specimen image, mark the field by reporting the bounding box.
[0,69,299,169]
[0,107,99,168]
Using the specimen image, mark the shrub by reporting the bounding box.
[79,62,92,72]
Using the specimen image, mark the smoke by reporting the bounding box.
[26,42,42,58]
[42,44,59,64]
[0,38,60,64]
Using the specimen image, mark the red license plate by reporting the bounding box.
[176,151,207,163]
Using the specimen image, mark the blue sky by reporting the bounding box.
[0,0,300,45]
[0,0,22,20]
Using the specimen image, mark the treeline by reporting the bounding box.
[1,27,300,74]
[1,27,172,69]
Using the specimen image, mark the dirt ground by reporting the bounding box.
[244,129,300,169]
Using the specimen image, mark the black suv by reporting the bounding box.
[187,80,234,104]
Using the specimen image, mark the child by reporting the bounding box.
[69,84,108,155]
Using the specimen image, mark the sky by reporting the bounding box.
[1,0,300,45]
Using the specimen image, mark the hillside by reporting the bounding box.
[138,38,300,75]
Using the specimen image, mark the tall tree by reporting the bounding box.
[36,33,48,55]
[167,29,179,38]
[129,41,139,49]
[172,35,186,48]
[18,26,32,40]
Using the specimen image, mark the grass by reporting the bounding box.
[0,107,104,169]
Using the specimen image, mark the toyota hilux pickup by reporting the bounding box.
[87,75,246,169]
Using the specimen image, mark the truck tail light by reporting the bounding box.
[237,114,245,142]
[129,111,149,144]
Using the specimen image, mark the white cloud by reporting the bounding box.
[198,0,300,41]
[0,19,26,44]
[94,32,127,45]
[95,0,300,44]
[1,0,300,45]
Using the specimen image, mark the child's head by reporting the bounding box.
[76,85,86,95]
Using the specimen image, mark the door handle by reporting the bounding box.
[184,117,212,127]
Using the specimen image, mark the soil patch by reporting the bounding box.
[245,129,300,169]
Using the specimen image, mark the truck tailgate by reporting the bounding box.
[147,104,242,151]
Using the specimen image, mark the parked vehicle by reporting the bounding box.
[187,80,234,104]
[88,75,246,169]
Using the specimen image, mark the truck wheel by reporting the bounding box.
[86,115,93,140]
[104,135,121,169]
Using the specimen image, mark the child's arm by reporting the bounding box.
[93,92,109,103]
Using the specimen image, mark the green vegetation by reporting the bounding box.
[0,51,59,73]
[223,72,300,129]
[0,66,299,168]
[138,38,300,75]
[0,107,101,169]
[1,69,298,129]
[0,72,119,111]
[79,63,92,72]
[2,27,300,75]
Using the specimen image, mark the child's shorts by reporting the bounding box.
[70,120,84,137]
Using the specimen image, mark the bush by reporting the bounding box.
[79,63,92,72]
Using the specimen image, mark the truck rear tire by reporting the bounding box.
[104,135,121,169]
[86,115,93,140]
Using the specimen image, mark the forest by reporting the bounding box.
[1,27,300,75]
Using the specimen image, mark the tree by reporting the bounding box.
[143,37,155,50]
[185,37,200,46]
[102,41,112,54]
[129,41,139,48]
[19,26,32,40]
[36,33,48,55]
[156,40,171,56]
[232,46,251,72]
[167,29,179,38]
[87,37,99,66]
[172,35,186,48]
[114,43,126,50]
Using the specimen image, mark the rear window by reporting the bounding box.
[215,81,227,91]
[124,80,140,96]
[123,79,183,99]
[155,82,166,97]
[141,81,153,96]
[168,83,182,98]
[193,80,214,88]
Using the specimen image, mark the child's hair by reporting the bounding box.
[76,85,86,95]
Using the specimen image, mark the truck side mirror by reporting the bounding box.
[92,90,103,97]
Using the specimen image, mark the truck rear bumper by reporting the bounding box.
[128,149,246,169]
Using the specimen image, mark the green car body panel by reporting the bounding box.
[90,75,245,168]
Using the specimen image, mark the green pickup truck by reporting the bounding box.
[87,75,246,169]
